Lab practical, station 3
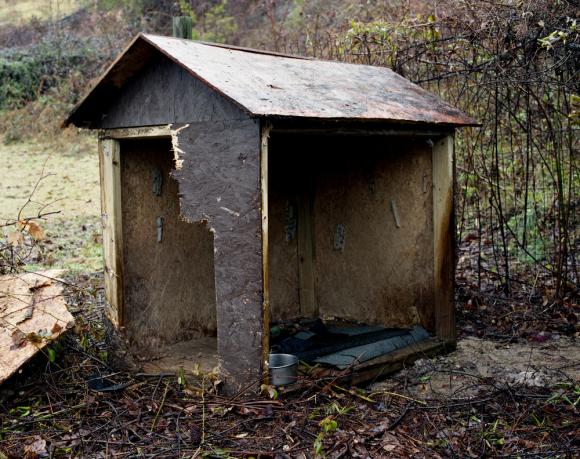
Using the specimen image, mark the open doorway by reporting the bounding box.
[119,138,218,372]
[267,133,436,370]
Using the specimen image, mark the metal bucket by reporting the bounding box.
[268,353,299,386]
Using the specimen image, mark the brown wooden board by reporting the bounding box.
[260,123,271,381]
[268,150,301,321]
[433,135,456,342]
[120,138,217,350]
[0,271,74,384]
[172,119,264,392]
[268,134,435,331]
[65,34,477,128]
[297,187,317,317]
[313,337,446,387]
[140,337,218,375]
[99,138,124,326]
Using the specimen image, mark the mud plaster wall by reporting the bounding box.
[99,54,246,129]
[268,135,435,331]
[172,119,263,388]
[120,138,217,349]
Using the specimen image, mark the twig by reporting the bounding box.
[150,382,169,432]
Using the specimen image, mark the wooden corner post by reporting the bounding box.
[432,135,456,344]
[98,137,124,327]
[260,122,271,383]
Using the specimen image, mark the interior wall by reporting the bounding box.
[268,153,300,320]
[120,138,217,349]
[268,135,435,331]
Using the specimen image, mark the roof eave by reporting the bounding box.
[259,113,480,129]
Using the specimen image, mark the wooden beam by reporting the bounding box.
[297,187,317,317]
[348,338,446,386]
[270,127,453,138]
[432,135,456,342]
[98,138,124,327]
[311,338,446,387]
[261,122,271,382]
[99,125,174,140]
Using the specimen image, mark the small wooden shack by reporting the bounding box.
[65,33,476,391]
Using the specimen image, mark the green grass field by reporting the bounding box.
[0,0,83,26]
[0,135,103,272]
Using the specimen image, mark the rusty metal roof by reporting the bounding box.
[65,33,477,127]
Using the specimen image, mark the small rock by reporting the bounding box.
[508,371,548,387]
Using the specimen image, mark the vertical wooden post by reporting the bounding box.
[297,188,317,317]
[98,138,124,326]
[172,16,193,39]
[260,123,271,381]
[432,135,455,344]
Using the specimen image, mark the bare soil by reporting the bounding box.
[372,336,579,400]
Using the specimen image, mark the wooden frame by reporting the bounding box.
[260,122,271,379]
[98,125,174,140]
[98,123,457,387]
[98,138,124,326]
[432,135,456,344]
[98,125,176,327]
[313,132,457,383]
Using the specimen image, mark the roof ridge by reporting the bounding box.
[142,33,311,61]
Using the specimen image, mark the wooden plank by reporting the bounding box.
[270,127,453,138]
[310,138,433,328]
[297,186,317,317]
[345,338,446,386]
[267,147,301,320]
[432,135,456,342]
[261,122,271,382]
[0,271,74,384]
[312,338,446,387]
[99,138,124,326]
[100,125,173,140]
[95,54,246,130]
[173,119,263,393]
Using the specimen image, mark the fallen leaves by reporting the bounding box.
[7,231,24,247]
[6,221,45,248]
[23,436,48,459]
[17,220,45,241]
[10,329,27,350]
